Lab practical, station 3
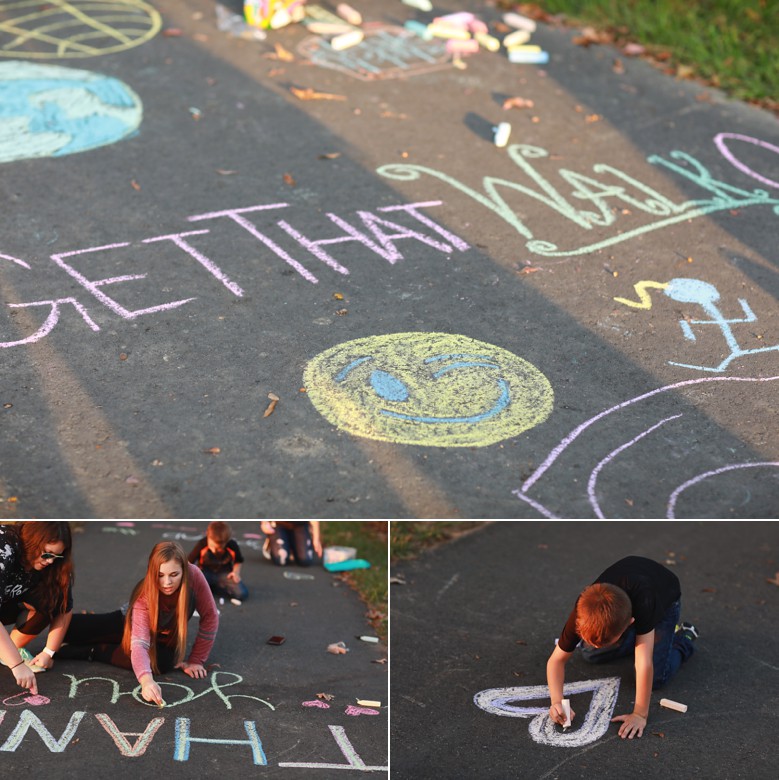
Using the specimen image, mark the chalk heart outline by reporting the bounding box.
[473,677,621,748]
[1,691,50,706]
[304,332,554,448]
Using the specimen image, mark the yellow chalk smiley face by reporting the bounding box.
[304,332,553,447]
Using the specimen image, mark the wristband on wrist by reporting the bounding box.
[43,647,56,658]
[10,660,24,670]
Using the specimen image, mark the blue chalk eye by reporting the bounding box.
[370,370,409,402]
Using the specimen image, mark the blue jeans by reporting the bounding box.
[581,600,695,689]
[203,570,249,601]
[270,525,315,567]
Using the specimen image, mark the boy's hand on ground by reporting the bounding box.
[180,662,207,679]
[549,702,575,726]
[141,680,164,706]
[227,571,240,583]
[12,663,37,695]
[611,712,647,739]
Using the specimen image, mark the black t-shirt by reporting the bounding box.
[558,556,681,653]
[0,524,73,614]
[188,538,244,574]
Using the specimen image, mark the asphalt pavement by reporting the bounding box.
[0,521,388,778]
[390,521,778,778]
[1,0,778,518]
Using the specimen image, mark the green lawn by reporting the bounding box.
[390,521,488,562]
[322,521,388,642]
[505,1,778,108]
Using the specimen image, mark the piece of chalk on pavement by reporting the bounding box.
[446,38,479,55]
[330,29,364,50]
[503,12,537,32]
[494,121,511,147]
[336,3,362,26]
[508,49,549,64]
[402,0,433,12]
[503,29,531,48]
[562,698,572,728]
[357,699,381,707]
[659,698,688,713]
[405,20,432,39]
[475,32,500,52]
[359,635,380,643]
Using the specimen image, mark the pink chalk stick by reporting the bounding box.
[446,38,480,54]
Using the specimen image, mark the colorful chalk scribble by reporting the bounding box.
[297,24,451,81]
[0,62,142,163]
[615,278,779,372]
[304,332,553,447]
[0,0,161,59]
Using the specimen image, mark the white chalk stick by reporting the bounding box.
[561,698,572,728]
[330,29,364,50]
[503,12,537,33]
[357,699,381,707]
[494,121,511,148]
[659,698,688,713]
[336,3,362,26]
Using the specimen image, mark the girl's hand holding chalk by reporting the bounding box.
[12,662,38,696]
[141,679,164,706]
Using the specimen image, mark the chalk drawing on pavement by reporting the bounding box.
[297,23,451,81]
[511,375,779,519]
[0,0,161,59]
[95,713,164,757]
[614,277,779,372]
[378,137,779,258]
[0,62,142,163]
[714,133,779,190]
[304,332,554,447]
[1,692,50,706]
[279,725,388,771]
[65,670,275,711]
[474,677,621,748]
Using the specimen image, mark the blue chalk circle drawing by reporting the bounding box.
[0,61,142,163]
[615,277,779,373]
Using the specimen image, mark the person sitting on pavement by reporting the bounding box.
[261,521,322,567]
[188,521,248,603]
[0,521,74,695]
[546,555,698,740]
[59,541,219,706]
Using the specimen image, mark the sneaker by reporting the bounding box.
[19,647,47,673]
[676,622,699,641]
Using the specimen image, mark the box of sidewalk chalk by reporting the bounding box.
[323,546,357,566]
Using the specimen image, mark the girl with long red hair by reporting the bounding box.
[62,541,219,705]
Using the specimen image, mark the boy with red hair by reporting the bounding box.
[546,556,698,740]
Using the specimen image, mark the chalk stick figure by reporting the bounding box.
[615,278,779,373]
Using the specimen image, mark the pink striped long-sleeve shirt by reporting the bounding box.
[130,563,219,681]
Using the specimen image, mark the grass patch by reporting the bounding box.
[506,1,778,109]
[322,521,388,642]
[390,521,488,562]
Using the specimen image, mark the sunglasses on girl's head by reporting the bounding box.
[40,552,65,560]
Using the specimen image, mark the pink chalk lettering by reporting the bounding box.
[142,229,244,297]
[187,203,320,284]
[1,297,100,349]
[714,133,779,190]
[357,211,453,263]
[0,252,31,270]
[275,219,352,273]
[51,243,195,320]
[378,201,470,251]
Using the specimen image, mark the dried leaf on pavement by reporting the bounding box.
[290,86,347,101]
